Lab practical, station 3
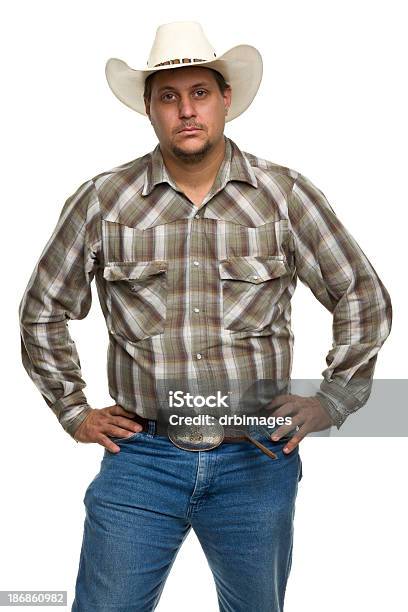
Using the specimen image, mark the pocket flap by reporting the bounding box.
[219,256,289,283]
[103,260,168,281]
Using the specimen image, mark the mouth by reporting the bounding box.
[178,128,202,134]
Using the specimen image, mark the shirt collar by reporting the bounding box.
[141,135,258,197]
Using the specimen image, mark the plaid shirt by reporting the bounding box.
[19,135,392,440]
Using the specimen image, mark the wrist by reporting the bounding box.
[65,406,94,442]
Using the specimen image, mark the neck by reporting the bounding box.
[160,135,226,192]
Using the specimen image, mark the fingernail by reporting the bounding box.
[271,435,279,441]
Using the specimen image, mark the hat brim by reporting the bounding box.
[105,44,262,122]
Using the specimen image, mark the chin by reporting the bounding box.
[171,138,213,163]
[182,140,208,152]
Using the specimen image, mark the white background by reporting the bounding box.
[1,1,407,610]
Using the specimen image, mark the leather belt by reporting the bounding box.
[132,413,278,460]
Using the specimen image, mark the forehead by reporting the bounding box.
[150,66,217,91]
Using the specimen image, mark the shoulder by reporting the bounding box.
[90,151,151,192]
[79,151,152,222]
[238,143,336,218]
[239,144,327,199]
[239,145,301,187]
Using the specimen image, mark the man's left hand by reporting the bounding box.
[266,394,333,453]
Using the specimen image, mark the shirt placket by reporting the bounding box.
[189,209,207,368]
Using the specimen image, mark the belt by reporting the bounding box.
[132,413,278,460]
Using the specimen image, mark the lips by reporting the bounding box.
[179,128,201,133]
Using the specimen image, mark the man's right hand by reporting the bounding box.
[73,404,143,453]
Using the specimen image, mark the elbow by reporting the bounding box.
[18,292,28,331]
[378,283,393,344]
[18,289,38,332]
[385,290,393,339]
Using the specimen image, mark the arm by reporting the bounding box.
[287,172,393,428]
[18,178,102,440]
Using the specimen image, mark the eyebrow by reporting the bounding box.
[156,82,212,94]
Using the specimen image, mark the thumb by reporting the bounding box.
[108,404,136,418]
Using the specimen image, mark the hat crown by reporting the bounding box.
[147,21,217,69]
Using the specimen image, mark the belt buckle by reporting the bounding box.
[167,421,224,451]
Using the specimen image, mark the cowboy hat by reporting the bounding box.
[105,21,263,122]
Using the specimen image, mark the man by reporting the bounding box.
[19,21,392,612]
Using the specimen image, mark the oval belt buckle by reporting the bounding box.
[167,421,225,451]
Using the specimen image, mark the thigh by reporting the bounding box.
[71,434,192,612]
[191,439,302,612]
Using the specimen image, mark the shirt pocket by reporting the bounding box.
[103,260,168,343]
[219,255,291,333]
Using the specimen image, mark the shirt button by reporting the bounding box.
[252,275,259,280]
[196,353,202,359]
[193,261,200,266]
[195,214,200,219]
[194,308,200,313]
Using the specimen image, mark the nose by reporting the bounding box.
[178,94,197,119]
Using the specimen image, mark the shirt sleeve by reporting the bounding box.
[287,172,393,428]
[18,178,102,440]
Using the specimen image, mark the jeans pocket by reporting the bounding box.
[108,430,144,443]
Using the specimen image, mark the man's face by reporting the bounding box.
[145,66,232,164]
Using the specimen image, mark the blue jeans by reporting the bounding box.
[71,423,303,612]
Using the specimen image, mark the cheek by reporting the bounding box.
[160,111,180,132]
[207,110,226,132]
[151,113,174,135]
[150,105,170,123]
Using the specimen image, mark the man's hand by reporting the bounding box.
[266,394,334,454]
[73,404,143,453]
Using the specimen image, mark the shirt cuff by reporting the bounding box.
[315,392,346,429]
[62,404,93,441]
[50,390,93,441]
[315,378,367,429]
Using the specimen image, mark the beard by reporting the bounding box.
[170,137,213,165]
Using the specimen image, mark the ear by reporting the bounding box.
[144,99,151,121]
[223,86,232,115]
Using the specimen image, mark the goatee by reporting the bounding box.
[170,139,213,165]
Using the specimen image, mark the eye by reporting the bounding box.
[194,89,207,97]
[162,93,175,102]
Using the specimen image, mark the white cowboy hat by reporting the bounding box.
[105,21,263,122]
